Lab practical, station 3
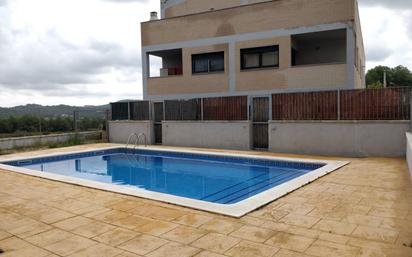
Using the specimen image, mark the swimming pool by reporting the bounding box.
[0,147,348,217]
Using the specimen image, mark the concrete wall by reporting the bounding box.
[108,121,154,145]
[406,133,412,182]
[162,121,251,150]
[269,121,409,157]
[0,131,102,150]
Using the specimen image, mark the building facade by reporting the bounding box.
[141,0,365,101]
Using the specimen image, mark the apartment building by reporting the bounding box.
[141,0,365,101]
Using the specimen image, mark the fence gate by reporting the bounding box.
[252,97,270,149]
[153,102,163,144]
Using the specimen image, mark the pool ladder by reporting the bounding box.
[125,132,147,150]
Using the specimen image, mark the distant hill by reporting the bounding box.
[0,104,110,118]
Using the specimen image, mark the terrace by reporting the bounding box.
[0,144,411,257]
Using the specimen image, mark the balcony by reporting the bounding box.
[148,49,183,78]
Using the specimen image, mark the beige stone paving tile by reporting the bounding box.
[0,245,51,257]
[351,225,399,244]
[368,207,409,219]
[71,220,116,238]
[193,251,227,257]
[161,225,207,244]
[395,231,412,247]
[117,234,168,256]
[91,210,131,224]
[262,221,322,240]
[0,230,12,241]
[312,219,357,235]
[265,232,315,253]
[273,249,314,257]
[358,247,412,257]
[342,214,384,227]
[380,217,412,231]
[317,232,350,244]
[25,228,73,247]
[93,227,140,247]
[130,205,186,221]
[239,215,266,226]
[0,236,32,252]
[111,215,151,230]
[305,207,346,221]
[173,213,214,228]
[225,240,279,257]
[146,242,201,257]
[107,199,144,212]
[230,225,275,243]
[134,219,179,236]
[37,208,76,224]
[53,216,94,231]
[191,233,241,254]
[279,213,320,229]
[47,199,92,214]
[7,220,52,238]
[200,218,243,235]
[43,235,98,256]
[113,252,143,257]
[67,243,123,257]
[274,203,315,216]
[305,239,361,257]
[250,209,290,222]
[82,207,112,218]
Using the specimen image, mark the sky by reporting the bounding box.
[0,0,411,107]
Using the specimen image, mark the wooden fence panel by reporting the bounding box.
[165,99,201,120]
[340,87,411,120]
[129,101,150,120]
[272,91,338,120]
[203,96,248,120]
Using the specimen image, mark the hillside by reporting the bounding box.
[0,104,109,118]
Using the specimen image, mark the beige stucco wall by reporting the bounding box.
[164,0,271,18]
[142,0,355,46]
[148,44,229,96]
[354,0,365,88]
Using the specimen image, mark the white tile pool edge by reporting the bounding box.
[0,146,349,217]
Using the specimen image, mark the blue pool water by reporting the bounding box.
[3,149,323,204]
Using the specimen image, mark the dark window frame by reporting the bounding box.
[192,51,225,74]
[241,45,279,70]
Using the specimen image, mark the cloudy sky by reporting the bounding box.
[0,0,411,107]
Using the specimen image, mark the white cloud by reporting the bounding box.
[0,0,159,107]
[359,0,412,9]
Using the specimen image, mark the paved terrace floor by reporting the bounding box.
[0,144,412,257]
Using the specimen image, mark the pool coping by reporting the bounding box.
[0,146,349,217]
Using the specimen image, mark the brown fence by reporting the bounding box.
[272,91,338,120]
[203,96,248,121]
[165,99,201,120]
[340,87,410,120]
[272,87,411,120]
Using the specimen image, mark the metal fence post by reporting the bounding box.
[337,90,341,120]
[127,102,131,120]
[410,93,412,132]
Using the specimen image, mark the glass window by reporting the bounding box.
[241,45,279,70]
[262,51,278,66]
[243,53,260,69]
[192,52,224,74]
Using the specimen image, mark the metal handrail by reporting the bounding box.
[125,132,147,150]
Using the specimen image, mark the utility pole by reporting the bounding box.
[383,71,387,88]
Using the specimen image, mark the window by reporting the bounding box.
[192,52,224,74]
[241,46,279,70]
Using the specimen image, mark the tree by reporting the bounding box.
[366,65,412,88]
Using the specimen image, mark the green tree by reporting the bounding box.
[366,65,412,88]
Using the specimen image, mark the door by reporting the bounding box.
[153,102,163,144]
[252,97,269,149]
